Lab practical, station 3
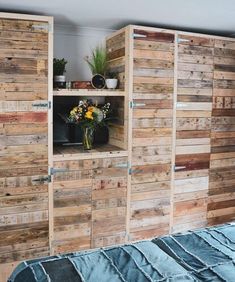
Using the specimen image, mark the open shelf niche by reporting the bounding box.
[52,91,128,159]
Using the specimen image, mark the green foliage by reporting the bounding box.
[106,71,118,79]
[85,46,107,75]
[53,58,67,76]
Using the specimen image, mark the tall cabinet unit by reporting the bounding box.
[173,34,214,232]
[106,25,235,239]
[0,13,53,281]
[208,39,235,225]
[130,28,175,240]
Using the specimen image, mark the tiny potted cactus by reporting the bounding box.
[53,58,67,89]
[105,72,118,89]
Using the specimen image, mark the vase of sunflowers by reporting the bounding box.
[69,100,111,150]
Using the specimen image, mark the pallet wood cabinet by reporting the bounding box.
[106,25,235,238]
[1,12,235,281]
[0,13,53,282]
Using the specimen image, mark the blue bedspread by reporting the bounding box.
[9,223,235,282]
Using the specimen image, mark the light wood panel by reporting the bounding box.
[106,30,126,90]
[52,157,128,252]
[130,29,174,240]
[172,34,213,233]
[92,157,128,248]
[0,14,52,282]
[208,39,235,225]
[52,159,92,253]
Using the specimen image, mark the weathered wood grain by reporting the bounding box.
[0,17,49,273]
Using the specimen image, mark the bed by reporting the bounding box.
[9,223,235,282]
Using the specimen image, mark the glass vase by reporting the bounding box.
[82,127,94,150]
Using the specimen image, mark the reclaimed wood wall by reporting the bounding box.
[0,17,50,281]
[106,30,126,90]
[52,156,128,253]
[173,34,214,232]
[106,31,126,149]
[208,39,235,225]
[130,29,175,240]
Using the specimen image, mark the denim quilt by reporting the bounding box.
[9,223,235,282]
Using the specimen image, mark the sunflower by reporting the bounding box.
[85,110,93,120]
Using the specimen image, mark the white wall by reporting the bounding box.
[54,25,115,82]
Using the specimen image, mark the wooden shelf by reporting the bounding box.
[53,89,126,97]
[53,144,128,161]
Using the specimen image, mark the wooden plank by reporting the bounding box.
[178,35,214,47]
[134,29,174,42]
[133,49,174,61]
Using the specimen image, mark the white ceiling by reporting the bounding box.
[1,0,235,36]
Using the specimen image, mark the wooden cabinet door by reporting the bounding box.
[173,34,214,232]
[130,29,175,240]
[52,159,93,253]
[52,156,128,252]
[208,39,235,225]
[0,17,51,279]
[92,156,128,248]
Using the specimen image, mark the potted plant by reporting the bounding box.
[53,58,67,89]
[68,100,111,150]
[105,72,118,89]
[84,46,107,89]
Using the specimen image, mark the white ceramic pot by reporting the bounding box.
[105,78,118,89]
[54,75,66,83]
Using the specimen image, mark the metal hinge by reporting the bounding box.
[133,33,147,39]
[128,162,132,175]
[174,165,186,171]
[50,167,69,175]
[33,175,51,183]
[176,102,187,109]
[129,101,146,108]
[32,101,51,110]
[32,23,52,32]
[128,163,142,175]
[114,162,129,168]
[177,38,191,43]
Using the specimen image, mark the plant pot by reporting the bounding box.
[82,127,94,150]
[106,78,118,89]
[91,74,106,89]
[54,75,66,89]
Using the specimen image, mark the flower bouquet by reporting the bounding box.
[68,100,111,150]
